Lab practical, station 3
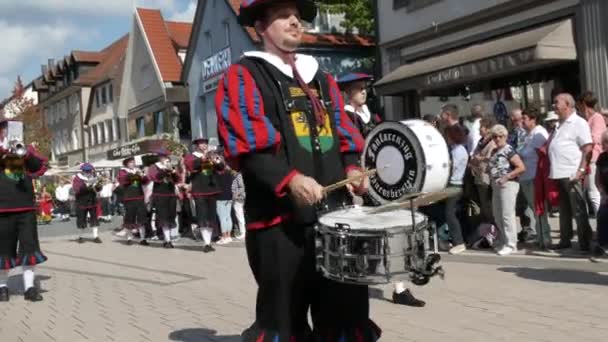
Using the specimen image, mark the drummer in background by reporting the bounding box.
[340,72,425,307]
[338,73,382,138]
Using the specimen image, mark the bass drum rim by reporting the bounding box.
[361,121,427,204]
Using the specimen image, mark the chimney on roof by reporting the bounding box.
[41,65,47,75]
[48,59,54,71]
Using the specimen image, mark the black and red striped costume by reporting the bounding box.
[0,145,48,270]
[216,53,380,341]
[73,173,101,229]
[118,167,149,230]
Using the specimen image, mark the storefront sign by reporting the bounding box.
[201,47,232,81]
[107,139,166,160]
[425,48,536,88]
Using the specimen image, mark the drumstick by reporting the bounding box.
[366,188,462,214]
[322,168,381,195]
[364,191,425,214]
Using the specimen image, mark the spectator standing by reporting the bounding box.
[488,125,526,256]
[470,116,496,224]
[577,91,606,215]
[594,131,608,256]
[548,93,594,251]
[231,172,246,239]
[508,109,527,151]
[519,108,551,249]
[440,104,461,130]
[215,162,234,245]
[54,180,71,221]
[445,125,469,254]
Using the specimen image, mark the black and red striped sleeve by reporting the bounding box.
[215,64,296,197]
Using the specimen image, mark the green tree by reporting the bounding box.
[318,0,375,36]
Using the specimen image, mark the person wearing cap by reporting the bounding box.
[338,73,381,138]
[216,1,378,341]
[72,163,103,243]
[147,148,180,248]
[0,139,48,302]
[117,157,150,246]
[544,111,559,135]
[184,138,223,252]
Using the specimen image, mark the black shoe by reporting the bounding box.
[553,242,572,250]
[93,237,103,244]
[163,242,174,249]
[113,227,122,232]
[392,290,425,307]
[24,287,43,302]
[139,240,149,246]
[126,240,133,246]
[0,287,8,302]
[517,230,529,243]
[77,237,85,244]
[203,245,215,253]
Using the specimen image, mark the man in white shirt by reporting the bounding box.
[54,181,72,221]
[519,108,551,249]
[548,93,594,251]
[465,104,483,155]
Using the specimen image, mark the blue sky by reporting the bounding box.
[0,0,197,99]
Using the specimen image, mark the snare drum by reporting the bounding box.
[362,119,450,204]
[315,206,431,285]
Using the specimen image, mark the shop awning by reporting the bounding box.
[375,19,577,95]
[91,159,123,169]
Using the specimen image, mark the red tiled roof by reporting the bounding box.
[226,0,374,47]
[75,34,129,86]
[166,21,192,49]
[72,51,104,63]
[137,8,192,83]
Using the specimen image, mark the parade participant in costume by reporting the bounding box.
[338,73,382,138]
[147,148,179,248]
[340,72,425,307]
[216,1,379,340]
[118,157,150,245]
[0,135,48,302]
[73,163,103,243]
[184,138,222,253]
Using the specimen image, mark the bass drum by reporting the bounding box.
[362,119,450,204]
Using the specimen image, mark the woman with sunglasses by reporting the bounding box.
[488,124,526,256]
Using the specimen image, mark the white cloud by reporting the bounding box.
[0,20,94,98]
[169,1,197,22]
[0,0,183,17]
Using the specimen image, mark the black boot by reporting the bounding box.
[24,287,43,302]
[77,237,85,244]
[392,289,426,307]
[0,287,8,302]
[126,239,133,246]
[93,237,103,244]
[163,242,174,249]
[139,240,149,246]
[203,245,215,253]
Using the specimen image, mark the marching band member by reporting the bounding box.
[339,72,425,307]
[184,138,222,253]
[337,73,382,138]
[73,163,103,243]
[147,148,179,248]
[0,139,48,302]
[216,1,378,340]
[118,157,150,245]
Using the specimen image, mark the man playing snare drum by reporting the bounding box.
[215,1,379,340]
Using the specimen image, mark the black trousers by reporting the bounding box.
[555,178,593,248]
[76,207,99,229]
[152,195,177,229]
[0,211,47,270]
[243,223,380,342]
[193,196,217,228]
[123,200,147,228]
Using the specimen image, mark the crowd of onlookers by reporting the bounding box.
[424,90,608,258]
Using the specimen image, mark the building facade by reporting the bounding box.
[182,0,375,142]
[115,8,192,160]
[375,0,608,121]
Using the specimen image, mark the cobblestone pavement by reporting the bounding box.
[0,227,607,342]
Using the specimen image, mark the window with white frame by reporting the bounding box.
[136,117,145,138]
[101,86,107,105]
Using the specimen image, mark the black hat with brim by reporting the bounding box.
[238,0,317,27]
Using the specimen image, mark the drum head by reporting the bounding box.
[362,121,426,204]
[319,206,427,230]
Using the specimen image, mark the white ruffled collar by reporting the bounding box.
[243,51,319,84]
[344,104,371,124]
[193,151,205,158]
[76,173,94,181]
